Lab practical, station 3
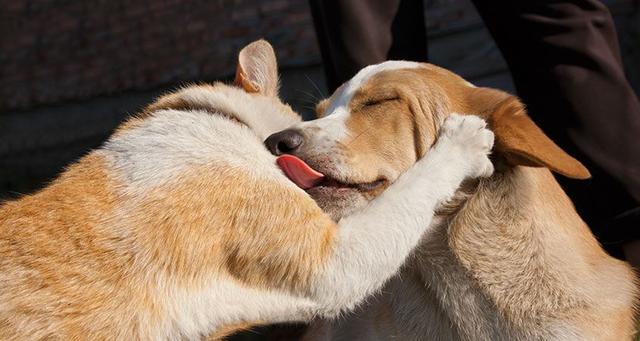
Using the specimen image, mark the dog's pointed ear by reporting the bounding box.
[234,39,279,97]
[487,96,591,179]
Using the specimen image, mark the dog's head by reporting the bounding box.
[266,61,590,220]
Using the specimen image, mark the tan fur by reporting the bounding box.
[128,163,335,293]
[204,322,255,341]
[0,154,125,339]
[488,97,591,179]
[441,165,637,339]
[344,70,441,190]
[304,64,638,340]
[0,40,337,339]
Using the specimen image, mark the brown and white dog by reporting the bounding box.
[0,42,496,340]
[265,61,639,340]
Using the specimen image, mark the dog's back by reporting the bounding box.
[0,152,129,339]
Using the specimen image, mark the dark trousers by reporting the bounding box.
[309,0,640,256]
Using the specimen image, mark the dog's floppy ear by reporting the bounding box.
[234,39,279,97]
[488,96,591,179]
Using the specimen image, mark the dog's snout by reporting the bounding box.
[265,129,305,155]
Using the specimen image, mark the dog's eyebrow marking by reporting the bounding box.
[326,61,423,115]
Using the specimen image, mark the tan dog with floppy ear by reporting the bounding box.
[0,43,496,339]
[264,61,638,340]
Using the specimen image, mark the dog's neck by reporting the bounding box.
[406,163,629,339]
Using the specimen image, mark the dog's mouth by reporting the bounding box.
[276,154,386,193]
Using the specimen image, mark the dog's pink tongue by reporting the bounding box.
[277,154,325,189]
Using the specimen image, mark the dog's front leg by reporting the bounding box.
[310,114,494,316]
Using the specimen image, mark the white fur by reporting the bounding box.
[151,276,316,340]
[103,109,283,191]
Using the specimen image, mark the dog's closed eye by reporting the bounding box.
[362,96,400,108]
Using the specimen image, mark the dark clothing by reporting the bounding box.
[309,0,640,256]
[309,0,428,88]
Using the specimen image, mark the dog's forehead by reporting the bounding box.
[326,61,423,115]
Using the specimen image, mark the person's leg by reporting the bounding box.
[472,0,640,258]
[309,0,428,92]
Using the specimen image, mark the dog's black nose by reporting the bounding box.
[265,129,304,155]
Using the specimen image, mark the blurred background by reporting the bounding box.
[1,0,638,202]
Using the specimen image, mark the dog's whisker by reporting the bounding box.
[295,88,321,105]
[345,127,371,147]
[305,74,325,100]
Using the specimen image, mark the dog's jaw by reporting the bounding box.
[308,186,368,221]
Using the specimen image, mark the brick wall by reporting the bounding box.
[0,0,320,111]
[1,0,637,200]
[1,0,636,112]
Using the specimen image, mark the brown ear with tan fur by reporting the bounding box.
[488,96,591,179]
[234,39,279,97]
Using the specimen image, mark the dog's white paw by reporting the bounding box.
[437,114,495,178]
